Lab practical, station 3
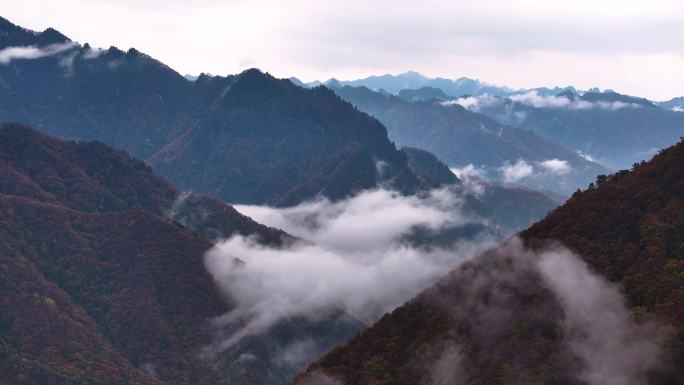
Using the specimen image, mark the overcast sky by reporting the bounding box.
[4,0,683,100]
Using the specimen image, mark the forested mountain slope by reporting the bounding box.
[297,138,684,385]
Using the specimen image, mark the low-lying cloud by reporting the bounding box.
[83,46,106,59]
[450,164,486,180]
[450,164,486,196]
[444,94,500,110]
[296,238,661,384]
[539,158,571,174]
[509,91,641,110]
[499,159,534,183]
[202,188,497,356]
[577,150,596,162]
[498,158,574,184]
[0,42,78,64]
[450,91,643,112]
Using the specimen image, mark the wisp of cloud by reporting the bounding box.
[0,42,77,64]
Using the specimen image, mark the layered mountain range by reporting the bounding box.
[3,14,683,385]
[298,71,684,174]
[295,71,589,99]
[0,16,558,224]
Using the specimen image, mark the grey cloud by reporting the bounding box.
[419,238,661,385]
[272,339,318,369]
[83,46,105,59]
[418,339,468,385]
[297,371,346,385]
[499,159,534,183]
[509,91,643,110]
[0,42,78,64]
[202,188,496,355]
[537,247,660,385]
[539,158,571,174]
[452,91,643,112]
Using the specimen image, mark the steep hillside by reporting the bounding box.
[297,139,684,385]
[0,197,225,384]
[332,85,608,196]
[0,17,427,206]
[401,147,459,186]
[148,70,422,205]
[0,123,288,243]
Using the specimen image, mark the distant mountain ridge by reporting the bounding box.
[459,89,684,169]
[658,96,684,112]
[294,71,589,99]
[294,71,519,97]
[291,70,684,172]
[330,84,609,196]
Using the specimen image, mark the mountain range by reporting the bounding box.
[0,16,558,224]
[3,14,684,385]
[293,71,587,99]
[293,71,684,173]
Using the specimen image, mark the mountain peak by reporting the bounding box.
[0,16,70,48]
[39,27,69,44]
[397,70,425,79]
[325,78,342,88]
[234,67,274,83]
[0,15,18,31]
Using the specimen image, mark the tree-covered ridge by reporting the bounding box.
[296,138,684,385]
[148,70,424,206]
[0,123,289,243]
[295,245,577,385]
[521,140,684,376]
